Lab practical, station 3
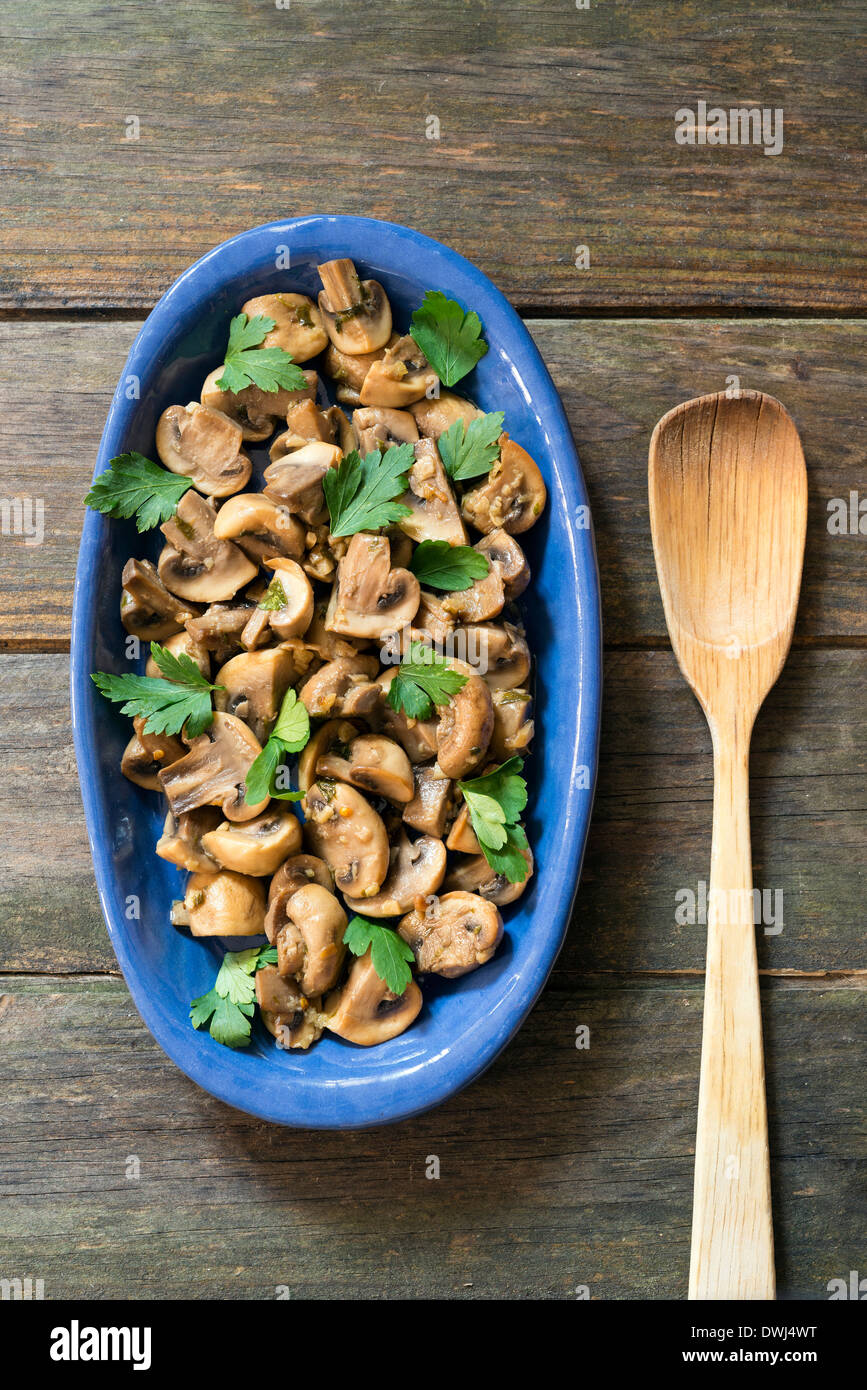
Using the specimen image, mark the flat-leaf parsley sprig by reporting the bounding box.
[343,916,414,996]
[91,642,222,738]
[323,444,414,537]
[437,411,505,482]
[190,944,277,1050]
[244,687,310,805]
[409,540,490,591]
[84,452,193,532]
[458,757,530,884]
[409,290,489,387]
[387,640,468,720]
[216,313,309,395]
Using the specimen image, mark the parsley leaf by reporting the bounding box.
[409,290,488,387]
[84,452,193,532]
[437,411,505,482]
[190,944,273,1050]
[410,540,490,591]
[343,916,414,996]
[91,641,220,738]
[215,313,309,394]
[323,446,413,537]
[387,640,468,720]
[458,758,530,884]
[245,688,310,805]
[258,577,287,611]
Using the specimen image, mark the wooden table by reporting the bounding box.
[1,1,863,1300]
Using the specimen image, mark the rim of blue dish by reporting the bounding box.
[70,215,603,1128]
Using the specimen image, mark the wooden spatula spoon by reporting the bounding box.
[648,390,807,1300]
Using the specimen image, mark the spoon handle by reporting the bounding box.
[689,725,775,1300]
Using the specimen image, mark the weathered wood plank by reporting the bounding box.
[1,650,862,975]
[0,1,863,312]
[1,319,864,647]
[0,975,861,1299]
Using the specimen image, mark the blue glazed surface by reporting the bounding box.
[70,216,602,1129]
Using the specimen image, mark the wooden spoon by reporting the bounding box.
[648,390,807,1300]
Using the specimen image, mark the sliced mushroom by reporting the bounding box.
[275,883,347,995]
[241,292,329,362]
[409,390,482,440]
[201,370,318,442]
[259,558,314,639]
[402,765,453,837]
[158,711,269,823]
[376,670,440,763]
[120,558,197,640]
[461,433,547,535]
[475,529,530,599]
[214,646,308,744]
[263,441,342,525]
[324,337,396,404]
[304,600,363,661]
[460,621,531,690]
[317,733,415,803]
[270,399,340,462]
[184,598,260,662]
[180,870,267,937]
[398,439,467,545]
[359,335,438,407]
[159,490,258,603]
[299,656,380,720]
[156,807,222,872]
[490,687,535,760]
[303,779,390,898]
[265,853,335,943]
[344,831,446,918]
[444,847,534,906]
[435,674,494,779]
[260,996,327,1051]
[121,730,183,790]
[201,805,302,876]
[445,800,481,855]
[441,559,505,622]
[145,627,210,680]
[398,891,503,977]
[317,258,392,355]
[325,949,422,1046]
[324,532,420,641]
[297,718,357,793]
[212,494,306,563]
[408,590,455,646]
[352,406,419,455]
[156,403,251,497]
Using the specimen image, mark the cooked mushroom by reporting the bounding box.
[398,890,503,977]
[402,765,453,837]
[376,670,440,763]
[214,646,307,744]
[344,831,446,918]
[352,405,419,455]
[316,733,414,803]
[410,590,456,646]
[298,718,359,793]
[435,674,494,779]
[265,853,335,943]
[398,439,467,545]
[475,529,531,599]
[303,779,390,898]
[121,732,175,790]
[325,949,423,1045]
[270,399,340,462]
[259,994,327,1051]
[241,292,329,362]
[258,558,314,639]
[156,403,252,496]
[444,847,534,906]
[177,869,267,937]
[490,687,535,760]
[156,807,222,872]
[461,621,531,690]
[201,370,318,442]
[275,883,347,995]
[359,335,438,408]
[263,442,342,525]
[304,600,363,661]
[159,490,258,603]
[158,711,269,823]
[120,558,197,640]
[445,800,481,855]
[145,627,210,679]
[184,598,260,662]
[461,434,547,534]
[409,390,482,440]
[324,532,420,641]
[441,559,505,622]
[201,805,302,876]
[317,258,392,355]
[212,495,306,563]
[299,655,380,719]
[324,337,396,404]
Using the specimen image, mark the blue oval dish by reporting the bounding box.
[70,216,602,1128]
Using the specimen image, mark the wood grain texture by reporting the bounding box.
[0,974,861,1300]
[0,319,864,647]
[0,1,863,312]
[1,649,863,976]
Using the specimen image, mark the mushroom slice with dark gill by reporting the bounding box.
[156,807,222,872]
[158,489,258,603]
[317,258,392,355]
[275,883,347,995]
[490,687,534,760]
[324,532,420,641]
[214,646,308,744]
[475,529,531,600]
[352,406,419,455]
[120,558,197,640]
[435,674,494,779]
[316,733,415,803]
[402,765,453,837]
[257,970,327,1050]
[201,805,302,877]
[324,336,396,405]
[158,711,269,823]
[444,846,534,906]
[344,831,447,918]
[201,371,318,442]
[398,890,503,977]
[263,442,342,525]
[455,620,531,691]
[156,402,251,496]
[212,495,306,564]
[324,949,422,1046]
[172,869,267,937]
[398,439,467,545]
[359,335,438,408]
[461,434,547,535]
[265,854,334,943]
[303,779,390,899]
[298,656,380,720]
